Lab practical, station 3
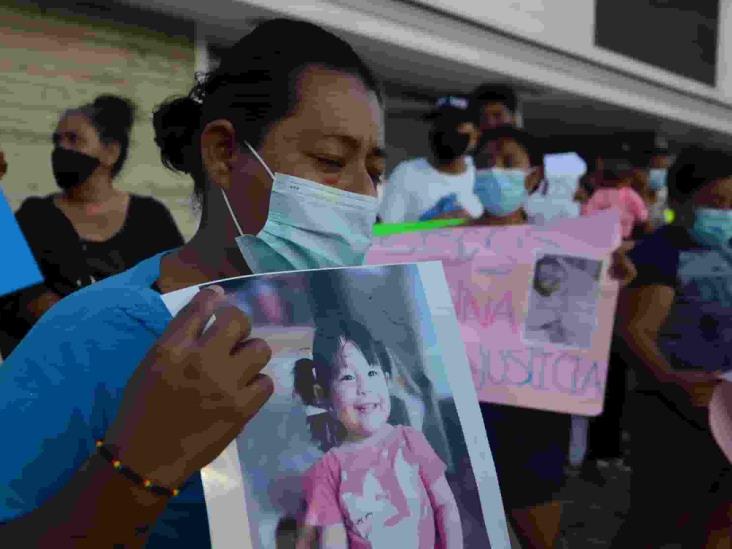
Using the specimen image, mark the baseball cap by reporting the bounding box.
[423,96,472,123]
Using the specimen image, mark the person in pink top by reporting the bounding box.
[296,318,463,548]
[582,156,649,239]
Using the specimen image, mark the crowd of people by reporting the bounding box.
[0,17,729,549]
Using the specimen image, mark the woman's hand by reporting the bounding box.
[667,370,723,409]
[610,242,637,287]
[25,289,63,321]
[104,286,273,488]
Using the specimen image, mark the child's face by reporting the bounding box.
[330,341,391,440]
[536,262,566,294]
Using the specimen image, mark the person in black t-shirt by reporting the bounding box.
[612,146,732,548]
[0,95,183,359]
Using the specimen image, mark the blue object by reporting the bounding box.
[474,168,529,217]
[0,188,43,297]
[419,193,462,221]
[648,168,668,191]
[690,208,732,253]
[0,252,211,547]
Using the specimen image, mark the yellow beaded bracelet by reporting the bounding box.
[96,440,180,497]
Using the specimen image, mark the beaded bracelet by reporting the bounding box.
[95,440,180,498]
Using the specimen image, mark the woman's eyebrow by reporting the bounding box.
[313,133,386,159]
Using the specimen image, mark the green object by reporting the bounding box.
[664,209,675,224]
[373,218,468,237]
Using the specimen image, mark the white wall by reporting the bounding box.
[412,0,730,105]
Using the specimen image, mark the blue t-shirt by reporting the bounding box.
[0,252,211,547]
[629,226,732,377]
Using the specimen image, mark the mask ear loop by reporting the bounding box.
[220,141,276,237]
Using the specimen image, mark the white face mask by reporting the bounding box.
[221,143,378,274]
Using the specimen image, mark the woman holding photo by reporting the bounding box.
[0,18,636,549]
[459,127,636,549]
[0,19,384,547]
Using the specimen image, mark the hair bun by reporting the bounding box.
[153,96,202,175]
[93,94,136,130]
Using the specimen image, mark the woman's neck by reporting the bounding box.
[157,236,250,294]
[157,197,252,294]
[63,173,117,204]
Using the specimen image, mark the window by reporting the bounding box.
[595,0,719,86]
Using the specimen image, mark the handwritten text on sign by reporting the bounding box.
[367,210,622,416]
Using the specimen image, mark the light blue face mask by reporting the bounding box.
[649,169,668,191]
[474,168,529,217]
[222,143,378,274]
[690,208,732,253]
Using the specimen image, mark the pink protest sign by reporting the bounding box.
[366,209,622,416]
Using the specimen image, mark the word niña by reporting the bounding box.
[452,284,519,334]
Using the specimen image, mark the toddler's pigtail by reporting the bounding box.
[293,358,344,452]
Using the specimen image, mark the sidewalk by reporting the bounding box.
[558,461,630,548]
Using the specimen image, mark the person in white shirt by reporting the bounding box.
[379,96,483,223]
[525,152,587,225]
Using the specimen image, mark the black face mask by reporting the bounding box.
[51,148,100,190]
[429,129,471,163]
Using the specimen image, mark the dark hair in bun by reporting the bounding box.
[153,18,382,204]
[153,96,202,175]
[69,94,136,178]
[668,146,732,203]
[476,126,542,167]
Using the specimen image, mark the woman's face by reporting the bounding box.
[692,177,732,210]
[474,137,540,193]
[478,102,514,132]
[205,65,386,235]
[330,341,391,441]
[53,113,117,171]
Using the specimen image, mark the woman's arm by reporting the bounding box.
[616,285,720,407]
[1,288,273,546]
[428,475,463,549]
[0,453,169,548]
[23,286,63,320]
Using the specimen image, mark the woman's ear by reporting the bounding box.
[200,119,238,192]
[100,141,121,170]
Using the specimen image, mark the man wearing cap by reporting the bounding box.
[378,96,483,223]
[469,84,521,133]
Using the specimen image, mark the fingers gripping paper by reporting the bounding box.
[366,209,623,416]
[162,263,511,549]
